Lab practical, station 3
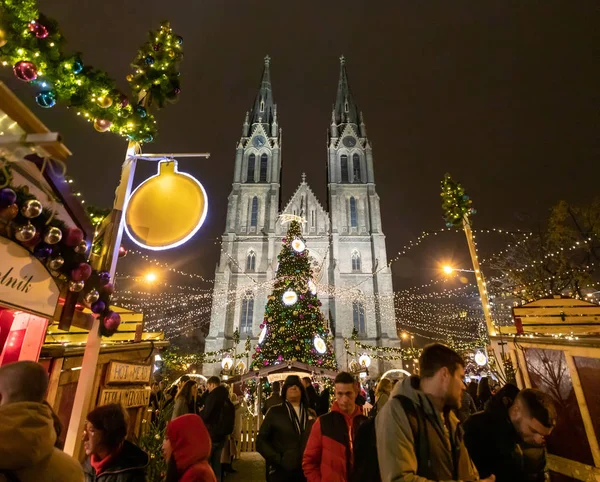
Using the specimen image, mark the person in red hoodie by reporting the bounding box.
[302,372,367,482]
[163,414,216,482]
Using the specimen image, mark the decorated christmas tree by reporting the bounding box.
[252,220,337,370]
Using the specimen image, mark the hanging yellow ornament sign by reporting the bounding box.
[125,160,208,250]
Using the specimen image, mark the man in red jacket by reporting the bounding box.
[303,372,367,482]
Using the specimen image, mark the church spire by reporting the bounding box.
[250,55,275,127]
[334,55,359,126]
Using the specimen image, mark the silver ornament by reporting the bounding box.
[48,256,65,270]
[74,240,88,254]
[44,226,62,245]
[69,280,85,292]
[21,199,43,218]
[83,289,100,305]
[14,223,36,242]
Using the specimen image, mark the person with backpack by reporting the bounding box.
[201,376,234,482]
[376,344,495,482]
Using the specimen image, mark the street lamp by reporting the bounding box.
[144,272,158,283]
[442,265,475,274]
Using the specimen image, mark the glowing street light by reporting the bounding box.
[443,265,454,274]
[442,265,475,275]
[144,272,158,283]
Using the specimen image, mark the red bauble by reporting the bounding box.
[13,61,38,82]
[0,204,18,222]
[64,227,84,247]
[118,246,128,257]
[102,282,114,295]
[71,262,92,282]
[29,22,49,39]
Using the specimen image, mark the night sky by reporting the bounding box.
[3,1,599,295]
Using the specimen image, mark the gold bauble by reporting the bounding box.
[0,29,7,48]
[125,160,208,250]
[97,96,113,108]
[126,74,134,82]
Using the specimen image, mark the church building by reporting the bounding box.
[205,56,400,376]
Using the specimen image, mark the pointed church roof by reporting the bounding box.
[282,174,328,218]
[250,55,275,126]
[333,55,360,126]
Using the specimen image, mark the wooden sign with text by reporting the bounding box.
[98,387,150,408]
[105,361,152,384]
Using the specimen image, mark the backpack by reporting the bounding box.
[352,395,427,482]
[216,398,235,438]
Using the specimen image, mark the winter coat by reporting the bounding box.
[375,376,479,482]
[201,385,229,443]
[463,384,547,482]
[166,414,216,482]
[172,397,193,419]
[455,390,477,424]
[262,393,283,415]
[305,385,320,413]
[258,403,311,482]
[375,392,390,415]
[302,401,367,482]
[0,402,83,482]
[82,440,148,482]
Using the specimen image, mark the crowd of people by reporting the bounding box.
[0,343,558,482]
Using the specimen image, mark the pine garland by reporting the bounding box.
[441,173,476,227]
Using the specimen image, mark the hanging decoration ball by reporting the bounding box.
[0,29,7,47]
[98,271,111,285]
[168,51,176,59]
[15,223,36,242]
[29,21,49,39]
[97,96,113,108]
[93,118,112,132]
[47,256,64,271]
[104,311,121,332]
[173,87,181,95]
[21,199,43,218]
[282,290,298,306]
[33,245,52,259]
[144,56,154,65]
[292,238,305,253]
[102,282,114,295]
[142,134,153,143]
[91,300,106,314]
[176,36,183,45]
[43,227,62,244]
[153,44,161,51]
[68,280,85,292]
[0,204,19,222]
[313,335,327,354]
[135,105,147,118]
[74,240,88,254]
[359,353,372,368]
[35,91,56,108]
[126,74,134,82]
[71,262,92,282]
[475,351,488,366]
[72,59,83,74]
[119,95,129,108]
[64,227,84,247]
[0,188,17,207]
[118,246,128,258]
[13,61,38,82]
[83,289,100,306]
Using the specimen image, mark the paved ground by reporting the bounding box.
[226,452,266,482]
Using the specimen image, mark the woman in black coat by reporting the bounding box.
[257,375,315,482]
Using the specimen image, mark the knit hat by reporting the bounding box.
[281,375,308,406]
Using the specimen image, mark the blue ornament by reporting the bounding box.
[135,105,147,118]
[142,134,153,143]
[72,59,83,74]
[35,91,56,108]
[176,36,183,45]
[33,244,52,259]
[144,56,154,65]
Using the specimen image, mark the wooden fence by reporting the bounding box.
[239,412,258,452]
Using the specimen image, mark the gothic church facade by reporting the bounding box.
[205,56,400,376]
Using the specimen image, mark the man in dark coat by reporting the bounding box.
[262,381,283,415]
[302,377,320,413]
[201,376,230,482]
[258,375,314,482]
[463,384,557,482]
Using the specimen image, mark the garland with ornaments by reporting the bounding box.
[0,160,119,336]
[441,173,475,227]
[0,0,183,142]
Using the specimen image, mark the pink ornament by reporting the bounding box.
[264,361,269,366]
[64,227,84,247]
[71,262,92,281]
[29,22,49,39]
[102,282,114,295]
[299,314,304,320]
[13,61,38,82]
[104,311,121,332]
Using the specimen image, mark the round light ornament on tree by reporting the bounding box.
[282,290,298,306]
[359,353,372,368]
[21,199,43,218]
[258,326,267,344]
[221,356,234,371]
[43,226,62,244]
[47,256,64,271]
[15,223,36,242]
[125,160,208,250]
[93,118,112,132]
[313,336,327,354]
[13,61,38,82]
[97,96,113,108]
[292,238,305,253]
[308,279,317,295]
[474,351,488,367]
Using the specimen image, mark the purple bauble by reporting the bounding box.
[33,245,52,259]
[71,262,92,282]
[102,282,114,295]
[0,188,17,207]
[91,300,106,314]
[13,61,38,82]
[119,95,129,108]
[64,226,84,247]
[104,311,121,332]
[98,271,111,285]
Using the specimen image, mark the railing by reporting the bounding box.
[239,413,258,452]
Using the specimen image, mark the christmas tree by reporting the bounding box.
[252,220,337,370]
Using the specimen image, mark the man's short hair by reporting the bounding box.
[517,388,557,428]
[207,376,221,386]
[302,376,311,384]
[86,404,128,450]
[0,361,48,403]
[180,375,190,383]
[272,381,281,391]
[334,372,355,385]
[419,343,464,379]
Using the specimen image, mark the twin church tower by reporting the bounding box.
[206,56,400,375]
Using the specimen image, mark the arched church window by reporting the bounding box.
[311,210,316,228]
[353,300,365,335]
[344,101,349,113]
[247,154,255,182]
[353,153,361,182]
[351,250,361,272]
[240,291,254,334]
[341,155,349,183]
[350,196,358,228]
[246,250,256,272]
[260,99,265,112]
[250,197,259,227]
[259,153,268,182]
